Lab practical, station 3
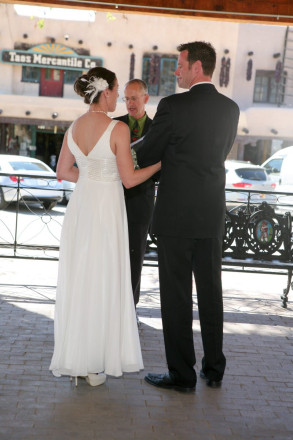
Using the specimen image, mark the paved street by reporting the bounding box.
[0,258,293,440]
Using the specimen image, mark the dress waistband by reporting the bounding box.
[78,158,121,182]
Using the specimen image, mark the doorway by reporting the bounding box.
[36,131,64,169]
[40,68,64,97]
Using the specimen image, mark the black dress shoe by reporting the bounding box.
[144,373,195,393]
[200,370,222,388]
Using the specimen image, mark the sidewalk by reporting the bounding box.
[0,258,293,440]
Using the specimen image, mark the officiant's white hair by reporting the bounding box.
[124,79,148,94]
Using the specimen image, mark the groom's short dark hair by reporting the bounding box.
[177,41,216,76]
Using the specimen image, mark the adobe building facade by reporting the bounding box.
[0,3,292,167]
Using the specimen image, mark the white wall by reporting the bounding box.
[233,23,286,109]
[1,3,293,143]
[0,3,239,100]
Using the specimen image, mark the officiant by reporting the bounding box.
[115,79,156,313]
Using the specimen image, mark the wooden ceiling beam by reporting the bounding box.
[2,0,293,24]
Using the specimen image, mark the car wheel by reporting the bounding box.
[43,200,57,211]
[0,188,8,210]
[60,191,68,205]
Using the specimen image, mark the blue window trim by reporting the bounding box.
[21,65,40,83]
[142,54,177,96]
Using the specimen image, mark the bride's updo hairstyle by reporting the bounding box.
[74,66,116,104]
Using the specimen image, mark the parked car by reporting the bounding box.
[262,146,293,188]
[262,146,293,213]
[0,154,63,210]
[225,160,276,210]
[60,180,75,205]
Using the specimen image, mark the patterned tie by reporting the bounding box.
[131,120,139,143]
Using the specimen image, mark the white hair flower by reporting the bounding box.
[83,76,109,103]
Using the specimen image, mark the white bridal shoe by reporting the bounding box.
[86,373,107,387]
[70,373,106,387]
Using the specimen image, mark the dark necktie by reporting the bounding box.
[131,120,139,143]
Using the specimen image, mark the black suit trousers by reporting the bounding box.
[157,235,226,386]
[128,221,149,306]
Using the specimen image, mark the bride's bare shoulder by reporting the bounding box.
[112,119,129,134]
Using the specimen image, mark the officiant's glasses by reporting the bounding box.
[122,95,146,103]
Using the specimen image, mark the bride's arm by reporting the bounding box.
[56,131,79,183]
[112,122,161,189]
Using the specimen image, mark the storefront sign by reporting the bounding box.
[0,43,102,70]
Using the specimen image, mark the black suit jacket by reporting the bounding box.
[114,114,155,224]
[137,84,239,238]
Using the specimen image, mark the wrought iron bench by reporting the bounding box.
[145,201,293,308]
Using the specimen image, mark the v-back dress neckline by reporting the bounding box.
[69,120,115,158]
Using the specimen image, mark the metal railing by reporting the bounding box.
[0,173,67,260]
[1,180,293,266]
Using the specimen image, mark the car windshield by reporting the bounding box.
[263,158,283,174]
[235,168,267,181]
[9,161,50,172]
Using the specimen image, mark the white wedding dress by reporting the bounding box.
[50,119,144,378]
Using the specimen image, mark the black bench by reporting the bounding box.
[144,202,293,308]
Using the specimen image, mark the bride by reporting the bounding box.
[49,66,160,386]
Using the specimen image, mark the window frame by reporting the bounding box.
[142,53,177,97]
[253,69,285,105]
[21,66,40,83]
[64,69,83,85]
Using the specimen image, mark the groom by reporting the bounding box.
[137,41,239,392]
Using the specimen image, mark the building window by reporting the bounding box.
[22,66,40,83]
[64,70,82,84]
[44,68,61,81]
[142,54,177,96]
[253,70,285,104]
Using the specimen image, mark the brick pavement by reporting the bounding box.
[0,258,293,440]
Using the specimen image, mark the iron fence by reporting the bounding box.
[1,177,293,267]
[0,173,68,261]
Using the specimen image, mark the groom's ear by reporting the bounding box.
[193,60,203,76]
